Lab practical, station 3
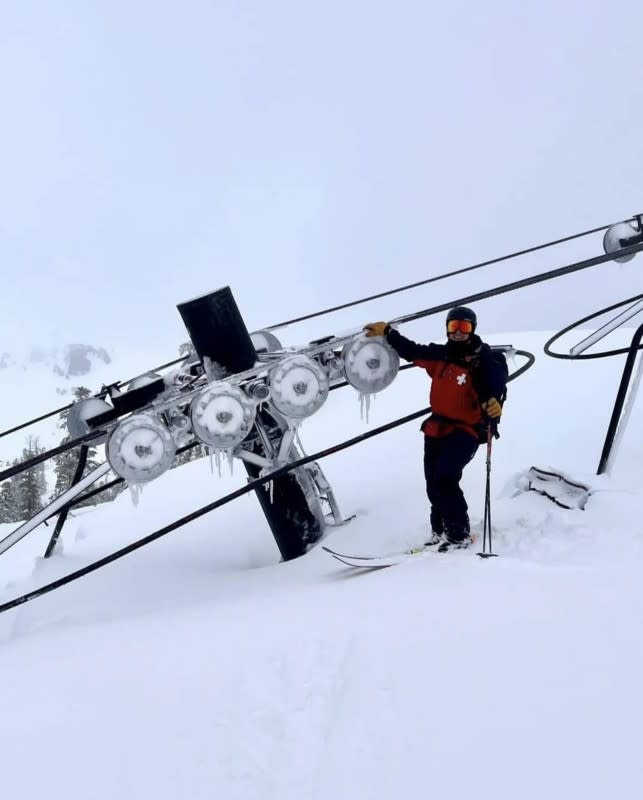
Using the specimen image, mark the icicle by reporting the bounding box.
[359,391,373,423]
[128,483,143,507]
[208,446,233,478]
[208,446,220,477]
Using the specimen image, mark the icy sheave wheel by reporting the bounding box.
[67,397,113,443]
[603,221,640,264]
[190,383,256,448]
[342,336,399,393]
[269,355,329,419]
[250,330,282,353]
[107,414,176,483]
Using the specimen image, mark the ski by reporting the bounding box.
[322,544,429,569]
[326,552,399,569]
[323,535,479,568]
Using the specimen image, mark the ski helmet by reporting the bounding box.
[446,306,477,331]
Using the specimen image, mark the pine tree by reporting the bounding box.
[0,459,24,523]
[15,436,47,519]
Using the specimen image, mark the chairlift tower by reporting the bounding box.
[569,220,643,474]
[6,287,400,562]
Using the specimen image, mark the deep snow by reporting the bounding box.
[1,328,643,800]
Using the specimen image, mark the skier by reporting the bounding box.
[364,307,507,551]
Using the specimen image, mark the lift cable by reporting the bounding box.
[2,233,639,478]
[0,357,189,441]
[0,353,534,615]
[0,334,537,486]
[389,240,643,327]
[0,430,106,484]
[47,351,536,517]
[47,350,536,519]
[264,218,635,331]
[0,410,433,615]
[2,233,639,472]
[0,216,635,442]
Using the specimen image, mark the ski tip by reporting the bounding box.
[328,552,393,570]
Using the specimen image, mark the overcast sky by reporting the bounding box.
[2,0,643,364]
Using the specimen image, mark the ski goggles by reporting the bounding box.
[446,319,474,334]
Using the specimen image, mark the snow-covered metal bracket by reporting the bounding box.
[526,466,591,510]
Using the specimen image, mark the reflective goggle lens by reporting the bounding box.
[447,319,473,334]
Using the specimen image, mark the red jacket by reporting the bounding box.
[386,328,508,440]
[415,357,484,438]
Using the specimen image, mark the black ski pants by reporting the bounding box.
[423,430,478,539]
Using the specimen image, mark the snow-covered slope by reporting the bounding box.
[1,329,642,800]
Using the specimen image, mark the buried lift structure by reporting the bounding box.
[1,215,643,612]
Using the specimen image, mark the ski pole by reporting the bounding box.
[478,424,498,559]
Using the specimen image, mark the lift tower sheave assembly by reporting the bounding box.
[178,287,326,561]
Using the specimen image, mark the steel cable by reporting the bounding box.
[1,216,634,441]
[264,218,636,331]
[0,353,533,615]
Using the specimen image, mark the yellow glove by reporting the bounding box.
[482,397,502,419]
[364,321,389,338]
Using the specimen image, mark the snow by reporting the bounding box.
[1,329,643,799]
